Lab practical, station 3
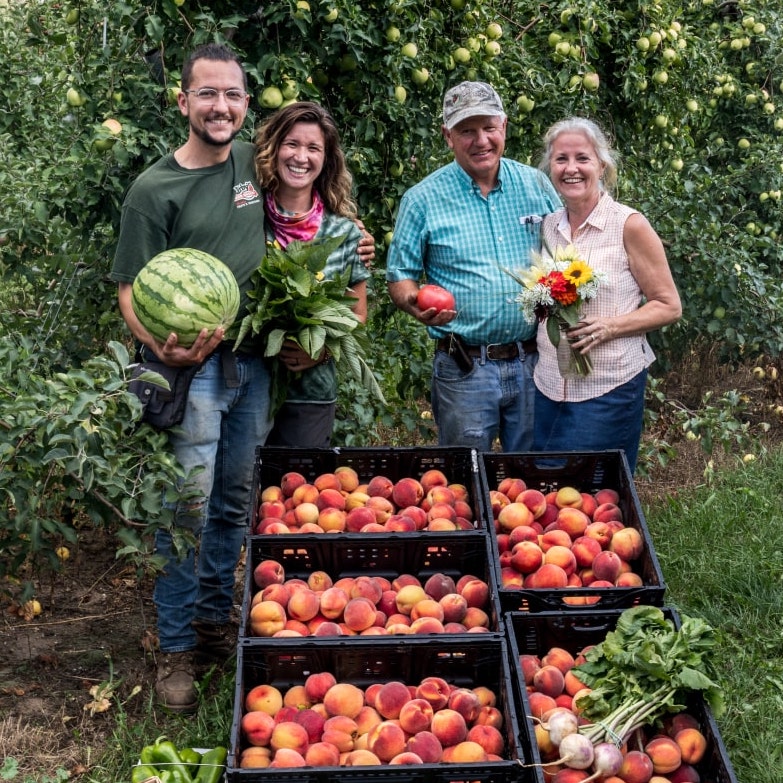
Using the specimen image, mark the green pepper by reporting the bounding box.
[131,763,162,783]
[139,745,157,766]
[179,747,202,778]
[193,746,227,783]
[145,739,194,783]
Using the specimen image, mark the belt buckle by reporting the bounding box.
[485,342,505,361]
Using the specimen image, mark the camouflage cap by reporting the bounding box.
[442,81,506,130]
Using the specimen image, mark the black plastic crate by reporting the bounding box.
[505,609,738,783]
[479,451,666,612]
[227,636,536,783]
[240,532,503,641]
[251,446,488,532]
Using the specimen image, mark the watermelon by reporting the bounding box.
[131,248,240,347]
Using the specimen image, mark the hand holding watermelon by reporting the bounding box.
[131,248,240,348]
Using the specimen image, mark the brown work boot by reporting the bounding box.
[155,651,197,713]
[192,619,238,667]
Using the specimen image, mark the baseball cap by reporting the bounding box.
[442,81,506,130]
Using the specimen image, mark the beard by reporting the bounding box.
[190,116,242,147]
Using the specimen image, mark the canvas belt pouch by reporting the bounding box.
[129,349,200,430]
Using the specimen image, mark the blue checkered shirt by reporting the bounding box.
[386,159,561,344]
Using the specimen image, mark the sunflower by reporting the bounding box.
[563,258,593,287]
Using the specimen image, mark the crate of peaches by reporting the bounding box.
[505,607,738,783]
[479,451,666,612]
[251,446,488,535]
[227,635,537,783]
[240,532,502,641]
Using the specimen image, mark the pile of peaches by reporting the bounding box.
[238,671,509,769]
[254,465,477,534]
[249,560,493,637]
[522,645,709,783]
[489,478,646,601]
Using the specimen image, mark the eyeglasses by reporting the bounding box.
[183,88,247,104]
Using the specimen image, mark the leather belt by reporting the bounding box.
[436,337,537,360]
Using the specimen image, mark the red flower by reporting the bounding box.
[545,271,578,306]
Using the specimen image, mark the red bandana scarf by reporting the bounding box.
[265,190,324,248]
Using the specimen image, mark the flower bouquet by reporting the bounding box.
[509,244,604,377]
[234,234,385,414]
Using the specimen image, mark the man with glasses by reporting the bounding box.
[111,43,274,713]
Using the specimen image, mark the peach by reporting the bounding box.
[304,741,340,766]
[508,540,542,574]
[392,574,423,589]
[571,535,601,568]
[399,504,428,529]
[410,598,445,622]
[260,484,284,503]
[544,545,577,575]
[515,488,546,519]
[262,520,293,534]
[313,472,340,492]
[366,720,406,762]
[343,597,379,632]
[239,746,271,768]
[397,698,434,733]
[304,671,337,703]
[542,646,575,674]
[420,468,449,492]
[366,474,394,498]
[355,704,382,735]
[377,589,399,617]
[286,587,320,622]
[527,691,557,720]
[324,682,365,719]
[427,518,458,531]
[241,709,276,745]
[618,749,655,783]
[344,491,370,511]
[594,487,620,505]
[350,575,383,604]
[395,584,428,615]
[454,499,474,521]
[555,486,583,508]
[448,687,481,723]
[609,526,644,561]
[280,471,307,497]
[463,606,489,629]
[508,524,540,546]
[579,493,597,518]
[375,680,411,719]
[500,567,524,588]
[442,740,488,762]
[519,653,541,685]
[430,707,468,747]
[474,704,503,729]
[333,465,359,492]
[319,586,350,619]
[427,501,457,523]
[316,487,346,511]
[459,577,490,608]
[294,708,326,743]
[366,495,395,524]
[283,684,311,709]
[258,499,287,520]
[363,682,383,709]
[386,514,417,532]
[423,572,457,600]
[343,506,375,532]
[415,676,451,710]
[342,749,382,766]
[668,764,701,783]
[270,720,309,755]
[551,770,590,783]
[532,664,565,698]
[259,581,291,606]
[489,490,511,518]
[616,571,644,587]
[591,549,623,583]
[389,751,424,764]
[253,558,285,589]
[321,715,359,752]
[563,669,587,696]
[674,727,707,764]
[316,507,345,532]
[293,501,320,526]
[497,477,526,500]
[666,712,701,736]
[391,477,425,508]
[497,502,534,531]
[540,528,573,550]
[291,482,319,506]
[449,482,469,501]
[528,563,568,588]
[467,724,504,757]
[555,507,591,538]
[439,592,468,623]
[584,520,613,547]
[249,600,287,637]
[593,502,623,524]
[311,619,343,636]
[406,730,443,762]
[268,748,306,768]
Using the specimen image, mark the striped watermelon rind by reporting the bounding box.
[131,248,240,347]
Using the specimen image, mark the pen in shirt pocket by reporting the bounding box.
[520,214,543,233]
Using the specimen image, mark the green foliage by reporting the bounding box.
[2,0,783,563]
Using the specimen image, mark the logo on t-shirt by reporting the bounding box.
[234,181,260,207]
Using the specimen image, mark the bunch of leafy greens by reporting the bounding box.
[234,235,385,415]
[574,606,724,746]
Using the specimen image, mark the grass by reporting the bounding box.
[642,448,783,781]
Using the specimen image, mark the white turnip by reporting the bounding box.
[551,731,595,770]
[546,707,580,747]
[581,742,624,782]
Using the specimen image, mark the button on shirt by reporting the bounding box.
[386,159,561,345]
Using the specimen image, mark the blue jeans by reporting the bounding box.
[153,351,272,653]
[533,370,648,473]
[431,347,537,452]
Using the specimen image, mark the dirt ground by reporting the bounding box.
[1,357,780,779]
